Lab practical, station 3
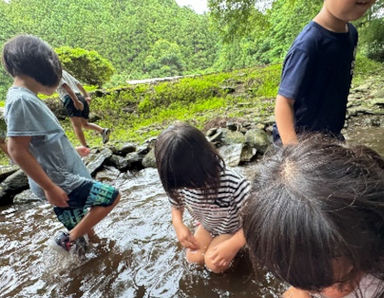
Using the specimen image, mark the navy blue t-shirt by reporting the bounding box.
[273,21,358,141]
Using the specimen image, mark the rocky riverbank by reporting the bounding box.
[0,75,383,205]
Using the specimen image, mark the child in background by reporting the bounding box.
[2,35,120,252]
[242,135,384,298]
[56,69,110,148]
[0,107,9,157]
[155,122,250,273]
[274,0,376,145]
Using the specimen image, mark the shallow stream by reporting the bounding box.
[0,126,382,298]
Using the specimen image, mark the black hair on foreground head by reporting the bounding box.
[242,134,384,295]
[155,122,225,201]
[2,34,62,87]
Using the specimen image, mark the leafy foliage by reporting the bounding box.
[56,46,115,86]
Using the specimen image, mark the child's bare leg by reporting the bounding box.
[69,193,120,241]
[70,117,88,147]
[204,234,234,273]
[186,225,212,265]
[80,118,103,134]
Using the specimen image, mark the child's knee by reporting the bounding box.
[186,249,205,265]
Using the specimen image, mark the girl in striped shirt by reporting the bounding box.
[155,122,250,273]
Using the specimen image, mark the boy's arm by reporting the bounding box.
[8,136,69,207]
[282,287,311,298]
[275,94,298,145]
[171,207,199,249]
[76,83,91,103]
[62,83,84,111]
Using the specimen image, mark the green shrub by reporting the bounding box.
[56,46,115,87]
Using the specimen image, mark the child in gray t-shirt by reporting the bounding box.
[2,34,120,253]
[57,70,110,148]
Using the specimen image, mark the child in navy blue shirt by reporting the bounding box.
[274,0,376,145]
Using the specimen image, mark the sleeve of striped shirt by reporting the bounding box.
[168,191,185,209]
[231,177,250,213]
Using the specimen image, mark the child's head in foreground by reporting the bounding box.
[2,34,62,94]
[155,122,225,200]
[242,135,384,297]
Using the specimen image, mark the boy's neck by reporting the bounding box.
[313,7,349,33]
[13,76,40,95]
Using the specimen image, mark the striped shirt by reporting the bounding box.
[169,168,250,236]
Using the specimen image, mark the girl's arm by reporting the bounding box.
[76,83,91,103]
[8,136,69,207]
[282,287,311,298]
[62,83,84,111]
[208,228,246,267]
[171,207,199,250]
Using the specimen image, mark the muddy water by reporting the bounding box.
[0,166,285,298]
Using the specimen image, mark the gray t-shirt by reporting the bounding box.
[56,70,81,102]
[5,86,91,198]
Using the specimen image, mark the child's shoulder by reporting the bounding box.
[221,167,247,184]
[291,21,327,52]
[6,86,38,103]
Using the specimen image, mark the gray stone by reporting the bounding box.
[207,129,224,144]
[240,145,257,163]
[84,148,113,175]
[107,154,129,171]
[137,144,151,156]
[142,148,156,168]
[126,152,144,170]
[115,142,137,156]
[0,169,29,205]
[371,98,384,107]
[206,128,217,137]
[245,129,270,153]
[0,165,19,182]
[13,189,42,204]
[226,122,238,131]
[218,144,243,167]
[222,130,246,145]
[95,166,121,182]
[373,90,384,98]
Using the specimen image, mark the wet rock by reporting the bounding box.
[245,129,270,153]
[222,130,246,145]
[84,148,113,175]
[107,154,129,171]
[13,189,42,204]
[142,148,156,168]
[240,145,257,163]
[115,142,137,156]
[0,169,29,205]
[347,106,375,117]
[0,165,19,182]
[207,129,224,145]
[226,122,238,131]
[95,166,121,182]
[206,128,217,137]
[373,90,384,98]
[371,98,384,107]
[126,152,144,170]
[137,144,150,156]
[218,144,243,167]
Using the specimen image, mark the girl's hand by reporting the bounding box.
[283,287,311,298]
[76,146,91,157]
[174,223,199,250]
[207,240,237,269]
[44,184,69,207]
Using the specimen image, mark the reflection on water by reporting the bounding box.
[0,167,285,297]
[345,126,384,156]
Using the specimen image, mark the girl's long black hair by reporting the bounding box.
[155,122,225,202]
[242,134,384,296]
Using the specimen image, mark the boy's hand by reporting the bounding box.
[76,146,91,157]
[174,223,199,250]
[207,240,237,269]
[44,184,69,207]
[74,100,84,111]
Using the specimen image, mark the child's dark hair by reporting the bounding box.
[242,134,384,296]
[155,122,225,202]
[2,34,62,87]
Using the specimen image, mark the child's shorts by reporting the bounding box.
[63,94,90,119]
[53,180,119,230]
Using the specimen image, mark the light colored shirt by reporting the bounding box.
[56,70,81,102]
[5,86,91,198]
[170,168,250,235]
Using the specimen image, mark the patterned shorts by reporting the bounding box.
[54,180,119,230]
